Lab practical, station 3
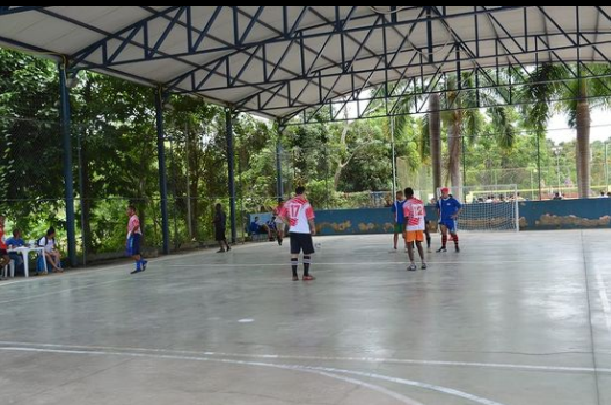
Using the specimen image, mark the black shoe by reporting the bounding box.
[141,260,147,272]
[436,247,447,253]
[130,269,141,275]
[217,249,225,253]
[455,246,460,253]
[226,246,231,252]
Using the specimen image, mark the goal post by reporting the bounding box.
[435,185,520,232]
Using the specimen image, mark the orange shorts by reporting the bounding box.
[403,230,424,243]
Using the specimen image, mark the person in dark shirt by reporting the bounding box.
[213,204,231,253]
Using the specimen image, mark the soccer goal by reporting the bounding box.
[435,184,520,232]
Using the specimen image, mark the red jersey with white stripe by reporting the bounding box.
[283,197,315,234]
[0,224,6,250]
[402,198,425,231]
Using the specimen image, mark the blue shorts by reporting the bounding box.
[126,234,141,256]
[439,219,457,232]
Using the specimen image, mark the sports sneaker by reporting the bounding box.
[436,247,447,253]
[407,264,417,272]
[421,262,427,270]
[302,275,315,281]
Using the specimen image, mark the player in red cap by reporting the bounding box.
[436,187,462,253]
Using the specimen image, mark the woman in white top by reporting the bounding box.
[38,227,62,273]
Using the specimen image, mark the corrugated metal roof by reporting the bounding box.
[1,6,610,119]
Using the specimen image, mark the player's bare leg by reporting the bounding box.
[416,241,426,269]
[407,242,417,271]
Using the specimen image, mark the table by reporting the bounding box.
[7,246,48,277]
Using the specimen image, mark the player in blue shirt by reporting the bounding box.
[436,187,462,253]
[391,190,405,251]
[6,228,26,273]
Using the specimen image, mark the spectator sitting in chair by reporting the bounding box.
[0,216,10,276]
[266,216,278,241]
[6,228,26,275]
[38,227,63,273]
[249,217,270,237]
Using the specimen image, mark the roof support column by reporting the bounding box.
[276,124,284,201]
[58,62,77,267]
[154,90,170,255]
[226,109,237,244]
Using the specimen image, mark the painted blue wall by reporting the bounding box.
[314,199,611,235]
[517,198,611,230]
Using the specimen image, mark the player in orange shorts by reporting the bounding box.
[402,188,426,271]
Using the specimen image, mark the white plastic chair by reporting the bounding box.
[1,259,15,278]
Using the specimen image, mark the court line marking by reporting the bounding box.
[595,272,611,332]
[0,346,507,405]
[0,347,424,405]
[0,242,581,289]
[164,258,581,268]
[0,278,132,304]
[0,247,226,288]
[0,341,606,374]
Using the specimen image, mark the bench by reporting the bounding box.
[247,213,276,241]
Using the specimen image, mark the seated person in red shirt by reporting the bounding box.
[0,216,10,272]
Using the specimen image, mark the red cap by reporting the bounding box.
[440,187,449,193]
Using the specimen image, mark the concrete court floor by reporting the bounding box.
[0,230,610,405]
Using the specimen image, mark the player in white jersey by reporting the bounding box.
[281,186,316,281]
[402,188,426,271]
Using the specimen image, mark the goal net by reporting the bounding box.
[435,184,520,232]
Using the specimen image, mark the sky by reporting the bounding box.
[547,109,611,145]
[252,95,611,145]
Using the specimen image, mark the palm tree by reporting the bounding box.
[440,71,520,199]
[365,82,429,191]
[443,75,462,192]
[428,93,441,194]
[559,69,611,198]
[521,63,611,198]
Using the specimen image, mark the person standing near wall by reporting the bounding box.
[274,199,286,246]
[391,190,405,252]
[126,205,147,274]
[213,203,231,253]
[436,188,462,253]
